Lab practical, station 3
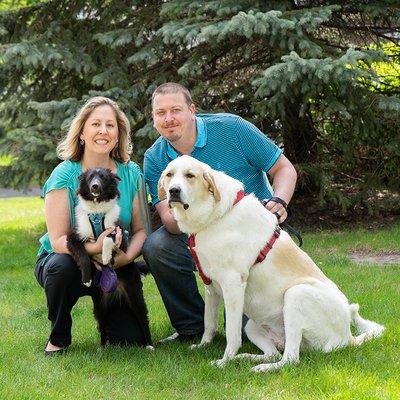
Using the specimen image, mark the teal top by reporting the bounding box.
[144,114,282,205]
[38,160,143,256]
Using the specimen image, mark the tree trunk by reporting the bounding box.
[280,98,318,164]
[280,98,319,194]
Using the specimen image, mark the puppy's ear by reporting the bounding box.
[157,172,167,201]
[203,172,221,202]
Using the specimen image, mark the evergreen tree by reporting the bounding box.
[0,0,399,209]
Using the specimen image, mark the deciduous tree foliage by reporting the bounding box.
[0,0,399,208]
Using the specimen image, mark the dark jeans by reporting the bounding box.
[35,251,146,348]
[142,226,205,335]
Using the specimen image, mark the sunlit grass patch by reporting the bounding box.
[0,197,399,400]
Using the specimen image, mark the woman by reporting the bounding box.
[35,96,150,355]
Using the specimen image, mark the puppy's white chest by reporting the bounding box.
[74,201,120,240]
[75,204,95,240]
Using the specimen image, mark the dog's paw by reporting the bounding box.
[234,353,258,360]
[189,342,207,350]
[251,362,281,373]
[234,352,280,362]
[145,345,155,351]
[83,280,92,287]
[101,250,112,265]
[189,340,211,350]
[210,358,226,368]
[102,255,112,265]
[102,237,114,265]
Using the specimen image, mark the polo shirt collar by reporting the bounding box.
[166,116,207,159]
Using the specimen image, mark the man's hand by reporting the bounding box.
[263,197,288,223]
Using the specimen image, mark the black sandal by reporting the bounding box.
[44,347,67,357]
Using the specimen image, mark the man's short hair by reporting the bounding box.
[152,82,194,107]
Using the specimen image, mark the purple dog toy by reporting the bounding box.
[93,266,118,293]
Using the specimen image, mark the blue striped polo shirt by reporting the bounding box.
[144,113,282,205]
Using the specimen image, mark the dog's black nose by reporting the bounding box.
[169,186,181,196]
[91,183,99,191]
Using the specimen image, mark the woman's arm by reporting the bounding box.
[113,186,147,268]
[45,189,71,254]
[45,189,113,255]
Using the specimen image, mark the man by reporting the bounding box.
[143,82,297,342]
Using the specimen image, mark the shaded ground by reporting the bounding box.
[348,250,400,265]
[0,187,41,198]
[288,191,399,232]
[2,186,399,234]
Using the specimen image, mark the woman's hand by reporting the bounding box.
[113,226,123,250]
[85,227,115,255]
[110,227,129,268]
[91,226,128,268]
[92,247,131,269]
[112,248,131,268]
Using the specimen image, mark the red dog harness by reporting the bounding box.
[188,190,281,285]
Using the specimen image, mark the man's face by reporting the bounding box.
[152,92,196,143]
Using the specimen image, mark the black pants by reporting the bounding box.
[35,251,146,348]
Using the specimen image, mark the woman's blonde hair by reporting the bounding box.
[57,96,132,163]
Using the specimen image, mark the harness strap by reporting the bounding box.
[188,190,280,285]
[188,234,212,285]
[234,189,246,204]
[256,226,281,263]
[88,213,106,239]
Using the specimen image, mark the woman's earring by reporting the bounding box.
[80,139,85,145]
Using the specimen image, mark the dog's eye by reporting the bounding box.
[185,173,195,179]
[166,172,173,178]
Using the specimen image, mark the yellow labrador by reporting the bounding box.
[158,155,384,372]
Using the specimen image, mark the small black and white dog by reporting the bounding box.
[67,167,152,347]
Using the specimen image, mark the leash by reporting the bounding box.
[263,197,303,247]
[189,190,281,285]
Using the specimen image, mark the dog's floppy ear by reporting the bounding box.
[157,172,167,201]
[203,171,221,202]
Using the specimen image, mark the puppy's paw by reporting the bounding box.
[83,280,92,287]
[210,358,226,368]
[145,345,155,351]
[102,236,114,265]
[102,255,111,264]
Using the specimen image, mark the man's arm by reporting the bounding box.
[266,154,297,222]
[144,151,182,233]
[155,199,182,234]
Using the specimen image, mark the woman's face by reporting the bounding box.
[80,105,119,157]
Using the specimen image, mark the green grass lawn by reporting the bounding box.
[0,197,399,400]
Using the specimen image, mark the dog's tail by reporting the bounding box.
[349,303,385,345]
